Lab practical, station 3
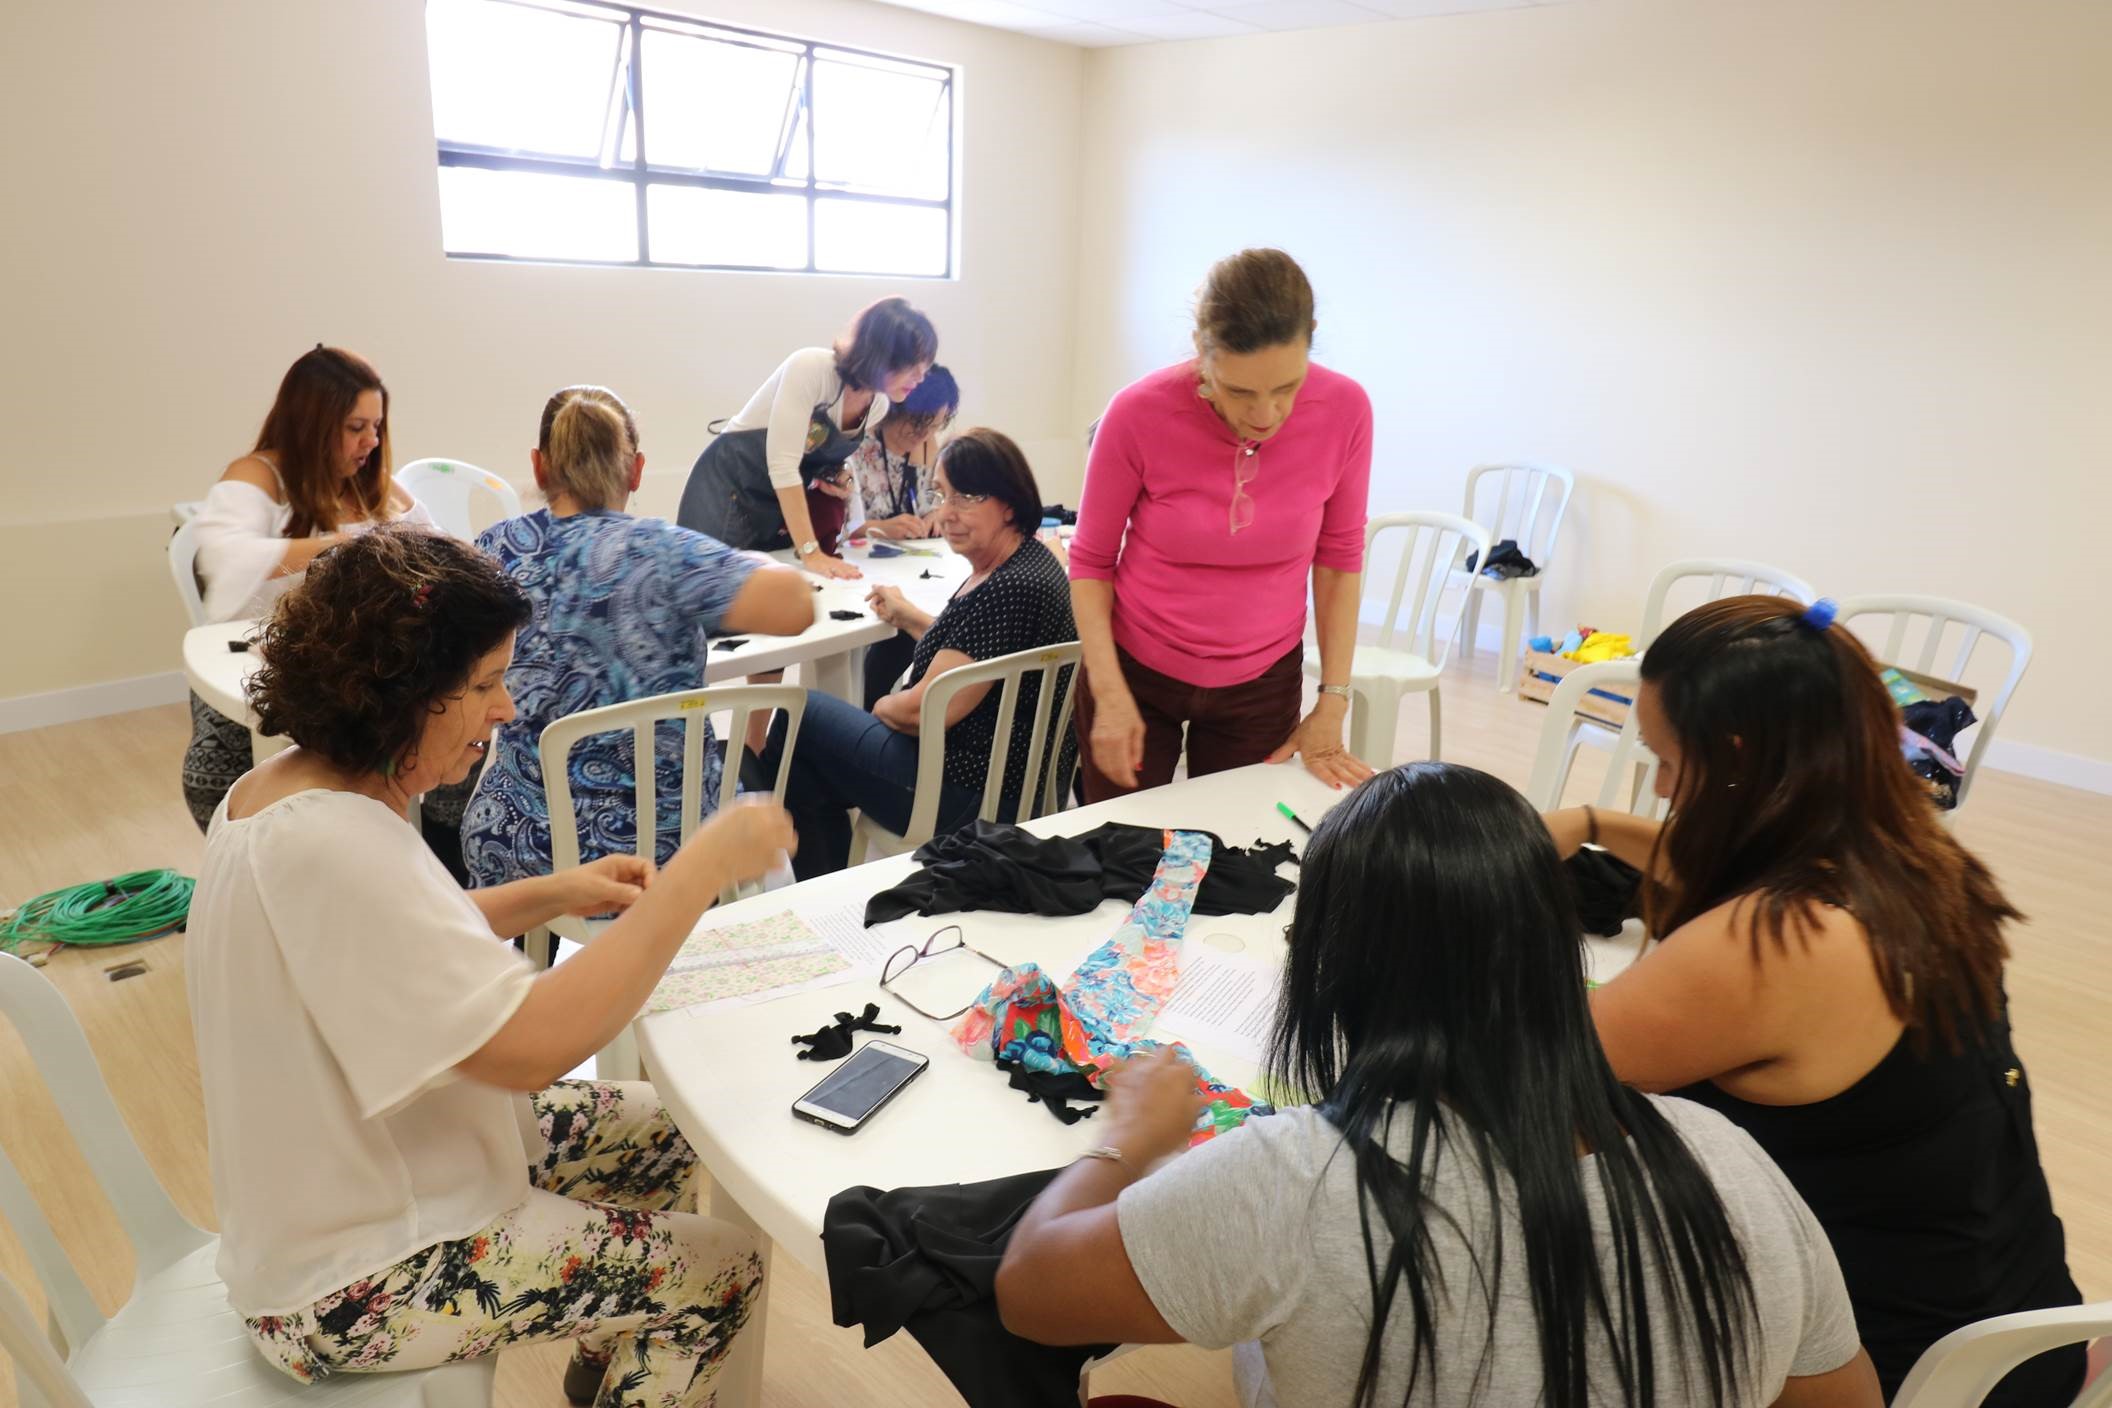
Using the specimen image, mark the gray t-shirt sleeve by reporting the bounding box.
[1115,1110,1318,1349]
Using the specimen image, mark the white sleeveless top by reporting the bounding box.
[192,455,433,622]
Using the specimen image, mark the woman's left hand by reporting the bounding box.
[811,471,853,502]
[556,854,656,916]
[1267,698,1375,789]
[1100,1048,1211,1164]
[866,513,927,540]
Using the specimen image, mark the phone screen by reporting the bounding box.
[800,1045,924,1121]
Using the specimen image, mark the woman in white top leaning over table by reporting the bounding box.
[178,345,432,829]
[187,526,795,1406]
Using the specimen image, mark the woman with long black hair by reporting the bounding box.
[996,763,1878,1408]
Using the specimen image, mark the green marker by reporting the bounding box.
[1275,801,1312,835]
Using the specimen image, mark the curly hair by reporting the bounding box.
[249,526,531,775]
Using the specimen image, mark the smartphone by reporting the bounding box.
[790,1039,929,1134]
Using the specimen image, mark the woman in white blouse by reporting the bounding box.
[179,345,430,828]
[189,525,794,1404]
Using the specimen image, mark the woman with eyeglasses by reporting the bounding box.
[1069,248,1375,802]
[761,429,1077,879]
[995,763,1880,1408]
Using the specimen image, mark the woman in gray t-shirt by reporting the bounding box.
[995,763,1882,1408]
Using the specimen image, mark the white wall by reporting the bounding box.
[1071,0,2112,775]
[0,0,1085,707]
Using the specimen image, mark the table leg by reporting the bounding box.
[809,643,867,706]
[705,1171,770,1408]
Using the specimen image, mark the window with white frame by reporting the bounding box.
[424,0,955,276]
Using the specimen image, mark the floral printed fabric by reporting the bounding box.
[243,1080,762,1408]
[951,830,1273,1143]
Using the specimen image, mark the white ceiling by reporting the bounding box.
[870,0,1568,48]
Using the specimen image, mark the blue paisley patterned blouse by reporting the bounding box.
[462,509,757,889]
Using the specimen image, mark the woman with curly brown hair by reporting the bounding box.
[1545,595,2081,1405]
[186,526,793,1406]
[180,346,434,829]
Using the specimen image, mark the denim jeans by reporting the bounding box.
[767,690,980,880]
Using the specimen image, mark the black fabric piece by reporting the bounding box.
[792,1003,903,1062]
[824,1167,1114,1408]
[712,637,749,652]
[1902,696,1977,810]
[1564,847,1644,938]
[829,609,865,621]
[1037,503,1079,526]
[997,1060,1104,1124]
[1462,537,1541,579]
[863,819,1296,927]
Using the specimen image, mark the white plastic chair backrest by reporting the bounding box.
[1834,594,2031,814]
[1523,660,1669,817]
[903,642,1082,848]
[1364,512,1492,666]
[0,1270,93,1408]
[1638,558,1816,649]
[540,684,807,906]
[395,459,522,541]
[0,953,210,1362]
[167,515,208,628]
[1890,1301,2112,1408]
[1461,462,1575,572]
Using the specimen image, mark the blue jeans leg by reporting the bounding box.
[770,691,976,879]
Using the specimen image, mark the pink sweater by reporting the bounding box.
[1069,360,1372,688]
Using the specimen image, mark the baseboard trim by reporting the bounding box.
[0,671,188,736]
[1979,739,2112,798]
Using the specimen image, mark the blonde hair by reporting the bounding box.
[536,385,639,510]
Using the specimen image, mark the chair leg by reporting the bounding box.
[1497,583,1526,693]
[848,816,871,868]
[595,1024,642,1082]
[1354,686,1403,770]
[525,926,555,969]
[1427,687,1443,761]
[1460,589,1483,660]
[1525,586,1542,643]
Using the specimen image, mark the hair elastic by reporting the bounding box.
[1799,598,1838,632]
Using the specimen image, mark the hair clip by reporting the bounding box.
[411,583,433,609]
[1800,598,1838,632]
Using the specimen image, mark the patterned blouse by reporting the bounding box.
[462,509,756,888]
[845,433,938,528]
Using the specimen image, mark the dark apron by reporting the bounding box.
[677,400,866,554]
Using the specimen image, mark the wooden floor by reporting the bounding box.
[0,651,2106,1405]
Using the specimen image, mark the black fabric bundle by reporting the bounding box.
[863,819,1296,927]
[1565,846,1645,938]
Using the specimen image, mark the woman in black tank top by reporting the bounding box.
[1547,596,2082,1404]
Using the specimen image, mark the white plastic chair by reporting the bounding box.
[1522,660,1667,983]
[0,952,495,1408]
[1456,462,1575,692]
[1639,557,1817,649]
[1310,511,1490,768]
[167,515,208,628]
[1835,594,2031,817]
[394,460,521,542]
[850,642,1082,866]
[1890,1302,2112,1408]
[536,686,807,1077]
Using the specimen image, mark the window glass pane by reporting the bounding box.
[811,58,950,198]
[814,200,946,276]
[647,185,807,269]
[438,166,638,261]
[641,29,799,175]
[427,0,624,158]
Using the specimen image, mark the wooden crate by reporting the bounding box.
[1517,651,1635,728]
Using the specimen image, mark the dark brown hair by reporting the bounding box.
[834,297,938,391]
[936,428,1041,535]
[254,346,393,537]
[250,526,531,776]
[1640,596,2016,1050]
[537,385,639,510]
[1194,248,1315,357]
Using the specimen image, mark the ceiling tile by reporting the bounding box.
[1018,18,1142,45]
[1358,0,1534,15]
[1203,0,1390,33]
[1121,10,1268,38]
[1022,0,1187,19]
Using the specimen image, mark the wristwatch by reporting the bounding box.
[797,539,820,558]
[1318,684,1353,700]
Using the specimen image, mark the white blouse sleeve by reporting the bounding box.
[194,480,293,623]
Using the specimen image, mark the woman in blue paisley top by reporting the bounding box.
[462,386,814,891]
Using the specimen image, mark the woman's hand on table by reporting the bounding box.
[800,546,862,581]
[864,513,927,540]
[555,854,655,917]
[1100,1048,1211,1164]
[1267,695,1374,789]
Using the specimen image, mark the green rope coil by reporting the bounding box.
[0,870,195,954]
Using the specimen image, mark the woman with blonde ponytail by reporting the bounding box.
[461,386,815,892]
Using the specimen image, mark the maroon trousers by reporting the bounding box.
[1073,643,1304,803]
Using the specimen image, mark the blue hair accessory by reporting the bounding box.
[1800,598,1838,632]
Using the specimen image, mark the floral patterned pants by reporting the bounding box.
[244,1081,763,1408]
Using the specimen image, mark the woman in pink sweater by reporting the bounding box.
[1069,249,1375,800]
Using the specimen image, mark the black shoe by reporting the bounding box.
[563,1350,610,1406]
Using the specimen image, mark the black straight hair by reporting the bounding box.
[1266,763,1757,1408]
[935,427,1042,534]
